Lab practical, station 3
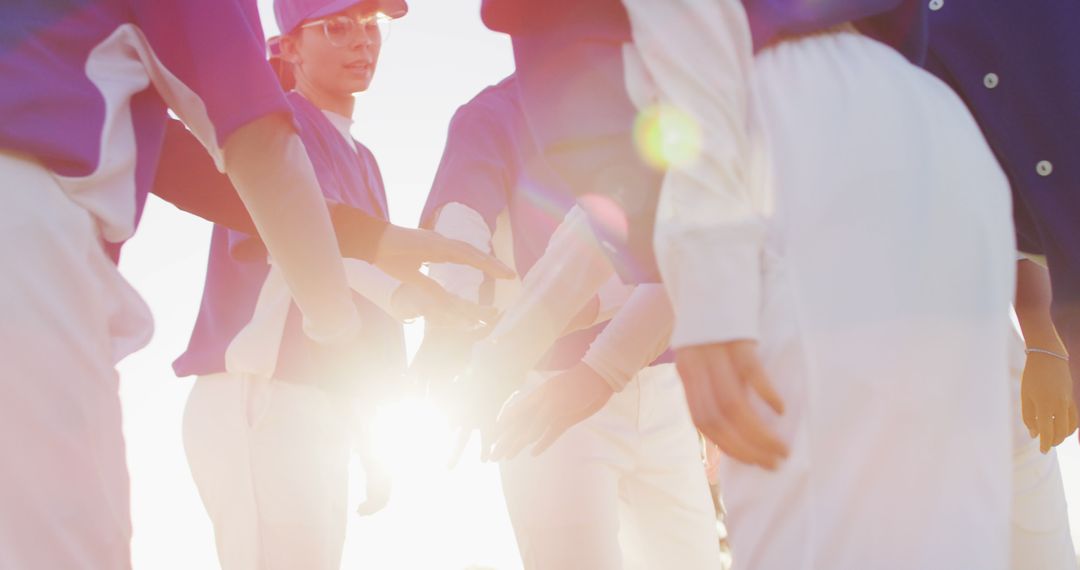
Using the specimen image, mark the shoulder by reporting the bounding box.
[446,76,523,140]
[352,139,378,164]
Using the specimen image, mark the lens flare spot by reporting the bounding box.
[633,103,702,169]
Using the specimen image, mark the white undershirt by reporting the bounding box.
[321,109,355,147]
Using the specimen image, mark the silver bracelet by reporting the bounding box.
[1025,347,1070,362]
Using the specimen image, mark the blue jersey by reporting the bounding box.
[925,0,1080,380]
[482,0,926,283]
[175,92,405,392]
[0,0,292,245]
[421,75,671,370]
[482,0,926,61]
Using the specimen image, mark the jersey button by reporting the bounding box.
[1036,160,1053,177]
[983,73,999,89]
[929,0,944,11]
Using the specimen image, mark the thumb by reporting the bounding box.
[745,362,784,415]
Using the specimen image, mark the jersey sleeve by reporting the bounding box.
[428,203,497,304]
[420,101,515,231]
[624,0,764,348]
[133,0,292,170]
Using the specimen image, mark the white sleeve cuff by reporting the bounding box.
[656,227,762,349]
[428,202,494,303]
[342,260,403,316]
[470,207,616,382]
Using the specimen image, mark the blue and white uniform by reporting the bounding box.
[621,1,1016,568]
[926,4,1080,568]
[480,0,927,283]
[0,2,327,568]
[175,92,406,570]
[175,93,404,390]
[421,76,723,569]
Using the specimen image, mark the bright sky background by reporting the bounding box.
[114,1,1080,569]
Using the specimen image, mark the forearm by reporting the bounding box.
[154,119,387,260]
[223,114,357,343]
[1016,259,1067,353]
[153,119,259,234]
[473,206,616,381]
[582,284,674,391]
[342,260,402,317]
[331,203,387,262]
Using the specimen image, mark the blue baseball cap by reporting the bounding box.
[275,0,408,36]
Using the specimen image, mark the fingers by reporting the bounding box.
[377,227,514,279]
[698,413,778,470]
[740,355,784,415]
[397,269,499,330]
[1046,398,1077,449]
[355,468,392,516]
[1034,399,1075,452]
[479,420,497,463]
[442,298,499,330]
[688,369,778,470]
[1037,409,1055,453]
[491,395,551,461]
[531,420,573,457]
[678,346,786,470]
[490,399,529,456]
[427,297,496,330]
[431,235,515,279]
[709,348,789,462]
[711,399,788,468]
[1052,410,1070,448]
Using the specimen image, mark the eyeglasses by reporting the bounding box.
[300,12,391,48]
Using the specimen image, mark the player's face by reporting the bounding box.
[295,6,383,95]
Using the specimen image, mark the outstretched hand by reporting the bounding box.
[489,362,613,461]
[375,226,514,282]
[373,226,511,331]
[389,278,499,330]
[675,341,788,470]
[445,357,524,468]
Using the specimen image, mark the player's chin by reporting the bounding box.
[343,75,373,93]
